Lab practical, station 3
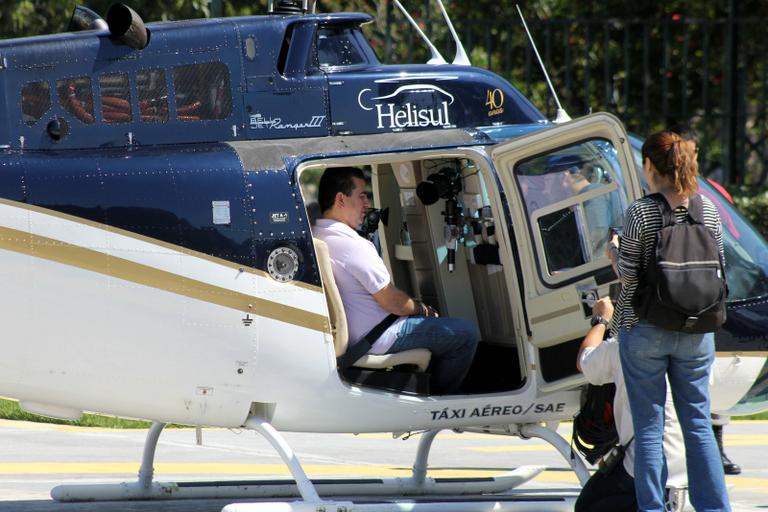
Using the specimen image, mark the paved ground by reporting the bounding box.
[0,418,765,511]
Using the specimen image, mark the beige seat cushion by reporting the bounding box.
[313,237,431,372]
[354,349,431,372]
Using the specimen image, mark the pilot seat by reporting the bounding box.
[313,238,432,395]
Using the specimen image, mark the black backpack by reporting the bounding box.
[632,193,727,333]
[572,383,618,465]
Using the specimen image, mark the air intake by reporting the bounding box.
[268,0,307,14]
[68,5,108,32]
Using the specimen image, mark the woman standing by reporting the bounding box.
[608,130,730,511]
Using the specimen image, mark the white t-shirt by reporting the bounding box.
[580,338,687,487]
[313,219,404,354]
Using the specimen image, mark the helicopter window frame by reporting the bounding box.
[316,24,378,71]
[295,148,531,392]
[276,23,296,76]
[56,76,96,125]
[98,71,133,125]
[512,138,629,288]
[136,68,169,123]
[21,79,52,127]
[171,61,233,122]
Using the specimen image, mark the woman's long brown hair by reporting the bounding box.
[641,130,699,196]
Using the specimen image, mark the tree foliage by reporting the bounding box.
[0,0,263,38]
[4,0,768,40]
[732,186,768,239]
[2,1,768,184]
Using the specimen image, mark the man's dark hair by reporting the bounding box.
[318,167,366,213]
[668,122,699,144]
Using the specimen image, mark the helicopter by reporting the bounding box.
[0,1,767,511]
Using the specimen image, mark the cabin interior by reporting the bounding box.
[300,155,532,396]
[297,134,636,397]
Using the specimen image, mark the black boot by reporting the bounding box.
[713,423,741,475]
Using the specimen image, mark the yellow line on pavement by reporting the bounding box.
[0,463,576,484]
[0,420,547,439]
[720,434,768,446]
[533,471,580,484]
[0,419,215,434]
[0,463,494,478]
[724,476,768,489]
[465,445,557,453]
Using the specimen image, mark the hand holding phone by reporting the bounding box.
[606,228,620,270]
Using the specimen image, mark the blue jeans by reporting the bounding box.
[619,321,730,512]
[386,316,479,395]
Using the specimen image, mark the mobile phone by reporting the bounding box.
[609,282,622,302]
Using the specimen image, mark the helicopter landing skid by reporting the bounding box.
[49,417,573,511]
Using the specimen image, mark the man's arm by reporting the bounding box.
[576,298,614,372]
[373,283,438,317]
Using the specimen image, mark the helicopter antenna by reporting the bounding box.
[515,5,570,123]
[434,0,470,66]
[392,0,446,65]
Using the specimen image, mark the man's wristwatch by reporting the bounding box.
[590,315,609,327]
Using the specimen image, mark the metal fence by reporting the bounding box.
[378,11,768,186]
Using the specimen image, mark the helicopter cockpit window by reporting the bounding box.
[515,140,627,278]
[21,80,51,126]
[137,69,169,123]
[99,72,132,124]
[317,26,366,68]
[172,62,232,121]
[56,76,95,125]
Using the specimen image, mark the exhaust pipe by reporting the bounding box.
[106,3,149,50]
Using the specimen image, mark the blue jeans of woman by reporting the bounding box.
[619,321,730,512]
[386,316,479,395]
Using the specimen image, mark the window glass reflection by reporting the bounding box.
[515,140,628,274]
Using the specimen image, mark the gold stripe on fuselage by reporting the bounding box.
[0,226,329,333]
[0,198,321,292]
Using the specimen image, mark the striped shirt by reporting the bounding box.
[611,193,724,337]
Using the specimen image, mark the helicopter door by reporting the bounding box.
[491,113,641,387]
[241,22,329,139]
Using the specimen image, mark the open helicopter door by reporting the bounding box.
[491,113,641,391]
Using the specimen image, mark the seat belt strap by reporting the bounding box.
[337,313,399,369]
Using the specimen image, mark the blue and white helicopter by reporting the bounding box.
[0,1,766,510]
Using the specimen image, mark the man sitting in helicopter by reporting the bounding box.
[312,167,480,395]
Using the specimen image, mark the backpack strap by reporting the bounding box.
[646,192,675,227]
[685,194,705,225]
[648,192,705,226]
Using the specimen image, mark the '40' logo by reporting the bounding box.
[486,88,505,117]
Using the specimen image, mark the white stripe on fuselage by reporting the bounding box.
[0,201,327,315]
